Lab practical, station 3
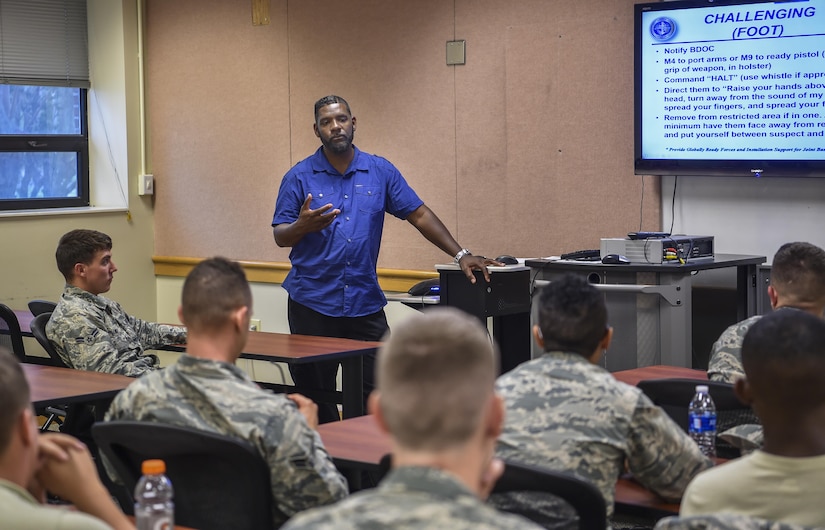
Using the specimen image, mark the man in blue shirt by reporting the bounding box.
[272,95,494,422]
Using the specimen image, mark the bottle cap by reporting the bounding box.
[695,384,709,393]
[142,459,166,475]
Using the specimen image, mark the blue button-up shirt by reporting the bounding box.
[272,146,423,317]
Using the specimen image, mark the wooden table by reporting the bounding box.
[23,364,133,407]
[167,332,381,419]
[317,365,710,516]
[318,414,685,513]
[612,365,707,387]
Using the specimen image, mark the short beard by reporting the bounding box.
[322,130,354,154]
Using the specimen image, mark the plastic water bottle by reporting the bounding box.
[134,459,174,530]
[688,384,717,458]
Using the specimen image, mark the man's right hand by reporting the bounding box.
[273,194,340,247]
[35,433,135,530]
[35,433,107,505]
[296,194,340,233]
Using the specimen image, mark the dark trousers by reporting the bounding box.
[287,298,389,423]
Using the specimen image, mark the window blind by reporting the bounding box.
[0,0,89,87]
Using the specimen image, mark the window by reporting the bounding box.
[0,85,88,209]
[0,0,90,211]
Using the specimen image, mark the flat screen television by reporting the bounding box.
[635,0,825,177]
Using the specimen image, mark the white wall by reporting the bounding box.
[662,175,825,287]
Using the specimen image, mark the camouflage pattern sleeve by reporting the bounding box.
[625,392,713,502]
[707,316,761,384]
[47,302,157,377]
[718,424,764,454]
[123,309,187,349]
[655,514,817,530]
[261,404,349,516]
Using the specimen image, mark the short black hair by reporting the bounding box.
[314,95,351,122]
[771,242,825,306]
[536,274,608,357]
[743,309,825,368]
[55,229,113,281]
[742,308,825,406]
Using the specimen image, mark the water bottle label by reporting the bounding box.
[688,412,716,433]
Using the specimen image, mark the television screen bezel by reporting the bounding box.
[634,0,825,178]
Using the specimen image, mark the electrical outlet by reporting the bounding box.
[139,173,154,196]
[249,319,261,332]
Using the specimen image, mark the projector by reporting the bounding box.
[600,235,714,264]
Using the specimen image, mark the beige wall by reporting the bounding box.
[4,1,662,344]
[146,0,661,271]
[0,1,157,326]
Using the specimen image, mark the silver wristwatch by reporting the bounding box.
[454,248,472,263]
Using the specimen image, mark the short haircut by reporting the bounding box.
[314,95,351,122]
[377,307,498,451]
[771,242,825,308]
[181,257,252,332]
[0,348,30,453]
[536,274,608,357]
[742,309,825,408]
[55,229,113,281]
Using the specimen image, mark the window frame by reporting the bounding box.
[0,87,90,211]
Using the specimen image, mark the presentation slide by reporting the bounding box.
[639,0,825,161]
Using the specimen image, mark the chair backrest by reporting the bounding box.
[0,303,27,362]
[28,299,57,316]
[492,460,607,530]
[636,377,755,432]
[92,421,275,530]
[29,312,70,369]
[378,454,606,530]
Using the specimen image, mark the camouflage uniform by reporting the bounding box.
[105,354,349,528]
[281,466,543,530]
[707,314,763,384]
[656,514,821,530]
[496,351,712,517]
[46,285,186,377]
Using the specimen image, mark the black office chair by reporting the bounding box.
[491,460,607,530]
[93,421,275,530]
[28,299,57,316]
[378,454,606,530]
[637,377,760,458]
[0,303,27,363]
[3,307,67,431]
[29,312,70,369]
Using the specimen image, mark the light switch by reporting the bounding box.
[446,40,466,65]
[138,173,154,196]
